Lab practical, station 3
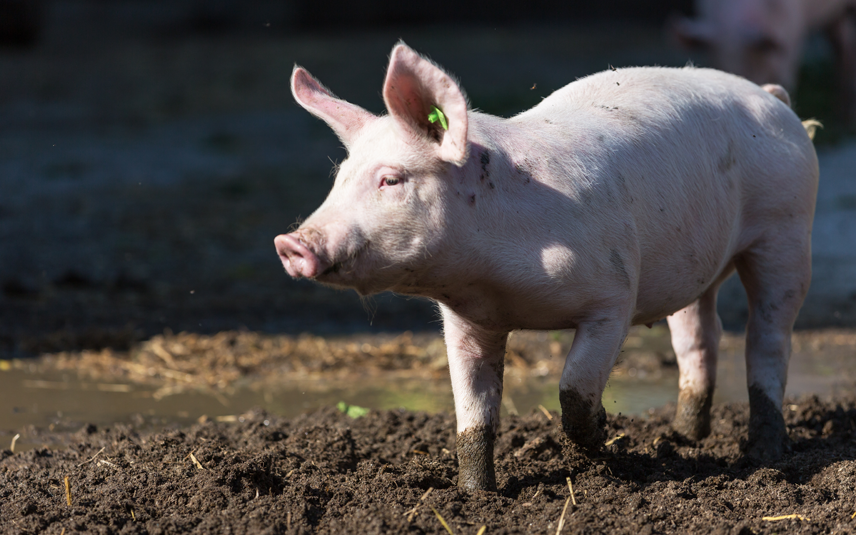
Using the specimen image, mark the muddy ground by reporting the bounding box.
[2,393,856,534]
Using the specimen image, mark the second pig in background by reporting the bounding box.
[672,0,856,124]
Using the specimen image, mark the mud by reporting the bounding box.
[3,393,855,534]
[456,425,497,492]
[673,387,713,440]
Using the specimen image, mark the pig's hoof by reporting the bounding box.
[744,386,789,462]
[456,426,497,492]
[559,389,607,455]
[672,389,713,441]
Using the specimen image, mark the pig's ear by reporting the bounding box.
[383,43,469,166]
[670,16,714,49]
[291,66,376,148]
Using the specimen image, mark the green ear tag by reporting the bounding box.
[428,106,449,130]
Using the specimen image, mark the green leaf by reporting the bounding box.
[336,401,370,419]
[428,106,448,130]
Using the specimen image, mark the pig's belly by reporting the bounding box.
[631,259,735,326]
[509,223,739,330]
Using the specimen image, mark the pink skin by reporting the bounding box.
[278,42,818,491]
[276,234,321,279]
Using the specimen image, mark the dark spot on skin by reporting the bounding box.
[457,425,497,491]
[673,388,713,440]
[544,119,552,124]
[745,385,788,461]
[783,289,796,301]
[479,151,490,182]
[560,388,607,455]
[598,135,605,142]
[718,140,737,173]
[469,194,476,206]
[488,182,495,189]
[322,262,342,276]
[610,249,631,288]
[515,162,532,184]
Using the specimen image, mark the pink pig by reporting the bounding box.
[276,43,819,491]
[673,0,856,122]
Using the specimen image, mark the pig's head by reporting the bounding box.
[671,0,803,89]
[275,43,469,296]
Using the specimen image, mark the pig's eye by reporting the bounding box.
[381,176,401,187]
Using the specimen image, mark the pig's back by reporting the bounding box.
[509,66,818,323]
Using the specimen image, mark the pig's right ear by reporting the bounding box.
[383,43,469,166]
[291,66,376,149]
[669,16,713,50]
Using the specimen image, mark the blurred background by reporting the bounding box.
[2,0,856,439]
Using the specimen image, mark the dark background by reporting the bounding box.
[1,0,850,359]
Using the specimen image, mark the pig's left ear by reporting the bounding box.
[291,66,377,149]
[383,43,469,166]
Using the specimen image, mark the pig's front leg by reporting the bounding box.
[441,306,508,492]
[560,317,630,453]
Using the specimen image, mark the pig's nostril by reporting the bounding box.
[274,234,321,279]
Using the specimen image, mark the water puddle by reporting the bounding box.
[2,328,854,451]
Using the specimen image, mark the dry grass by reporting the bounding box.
[15,327,856,400]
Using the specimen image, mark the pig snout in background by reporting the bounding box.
[672,0,856,124]
[277,42,819,491]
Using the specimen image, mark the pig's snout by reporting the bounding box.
[275,233,322,279]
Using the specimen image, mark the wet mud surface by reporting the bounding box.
[3,393,856,534]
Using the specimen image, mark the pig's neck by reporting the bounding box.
[410,112,579,331]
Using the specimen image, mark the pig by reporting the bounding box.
[276,42,819,492]
[672,0,856,123]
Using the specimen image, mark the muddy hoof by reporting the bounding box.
[745,386,789,462]
[559,389,607,456]
[456,426,497,492]
[744,417,789,461]
[744,436,788,462]
[672,390,713,441]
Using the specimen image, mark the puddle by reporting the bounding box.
[1,328,854,451]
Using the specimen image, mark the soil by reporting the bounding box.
[3,393,856,534]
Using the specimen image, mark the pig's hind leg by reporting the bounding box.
[667,267,734,440]
[735,230,811,461]
[442,307,509,492]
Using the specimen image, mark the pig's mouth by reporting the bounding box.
[320,240,371,280]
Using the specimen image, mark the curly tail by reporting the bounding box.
[801,119,823,141]
[760,84,822,140]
